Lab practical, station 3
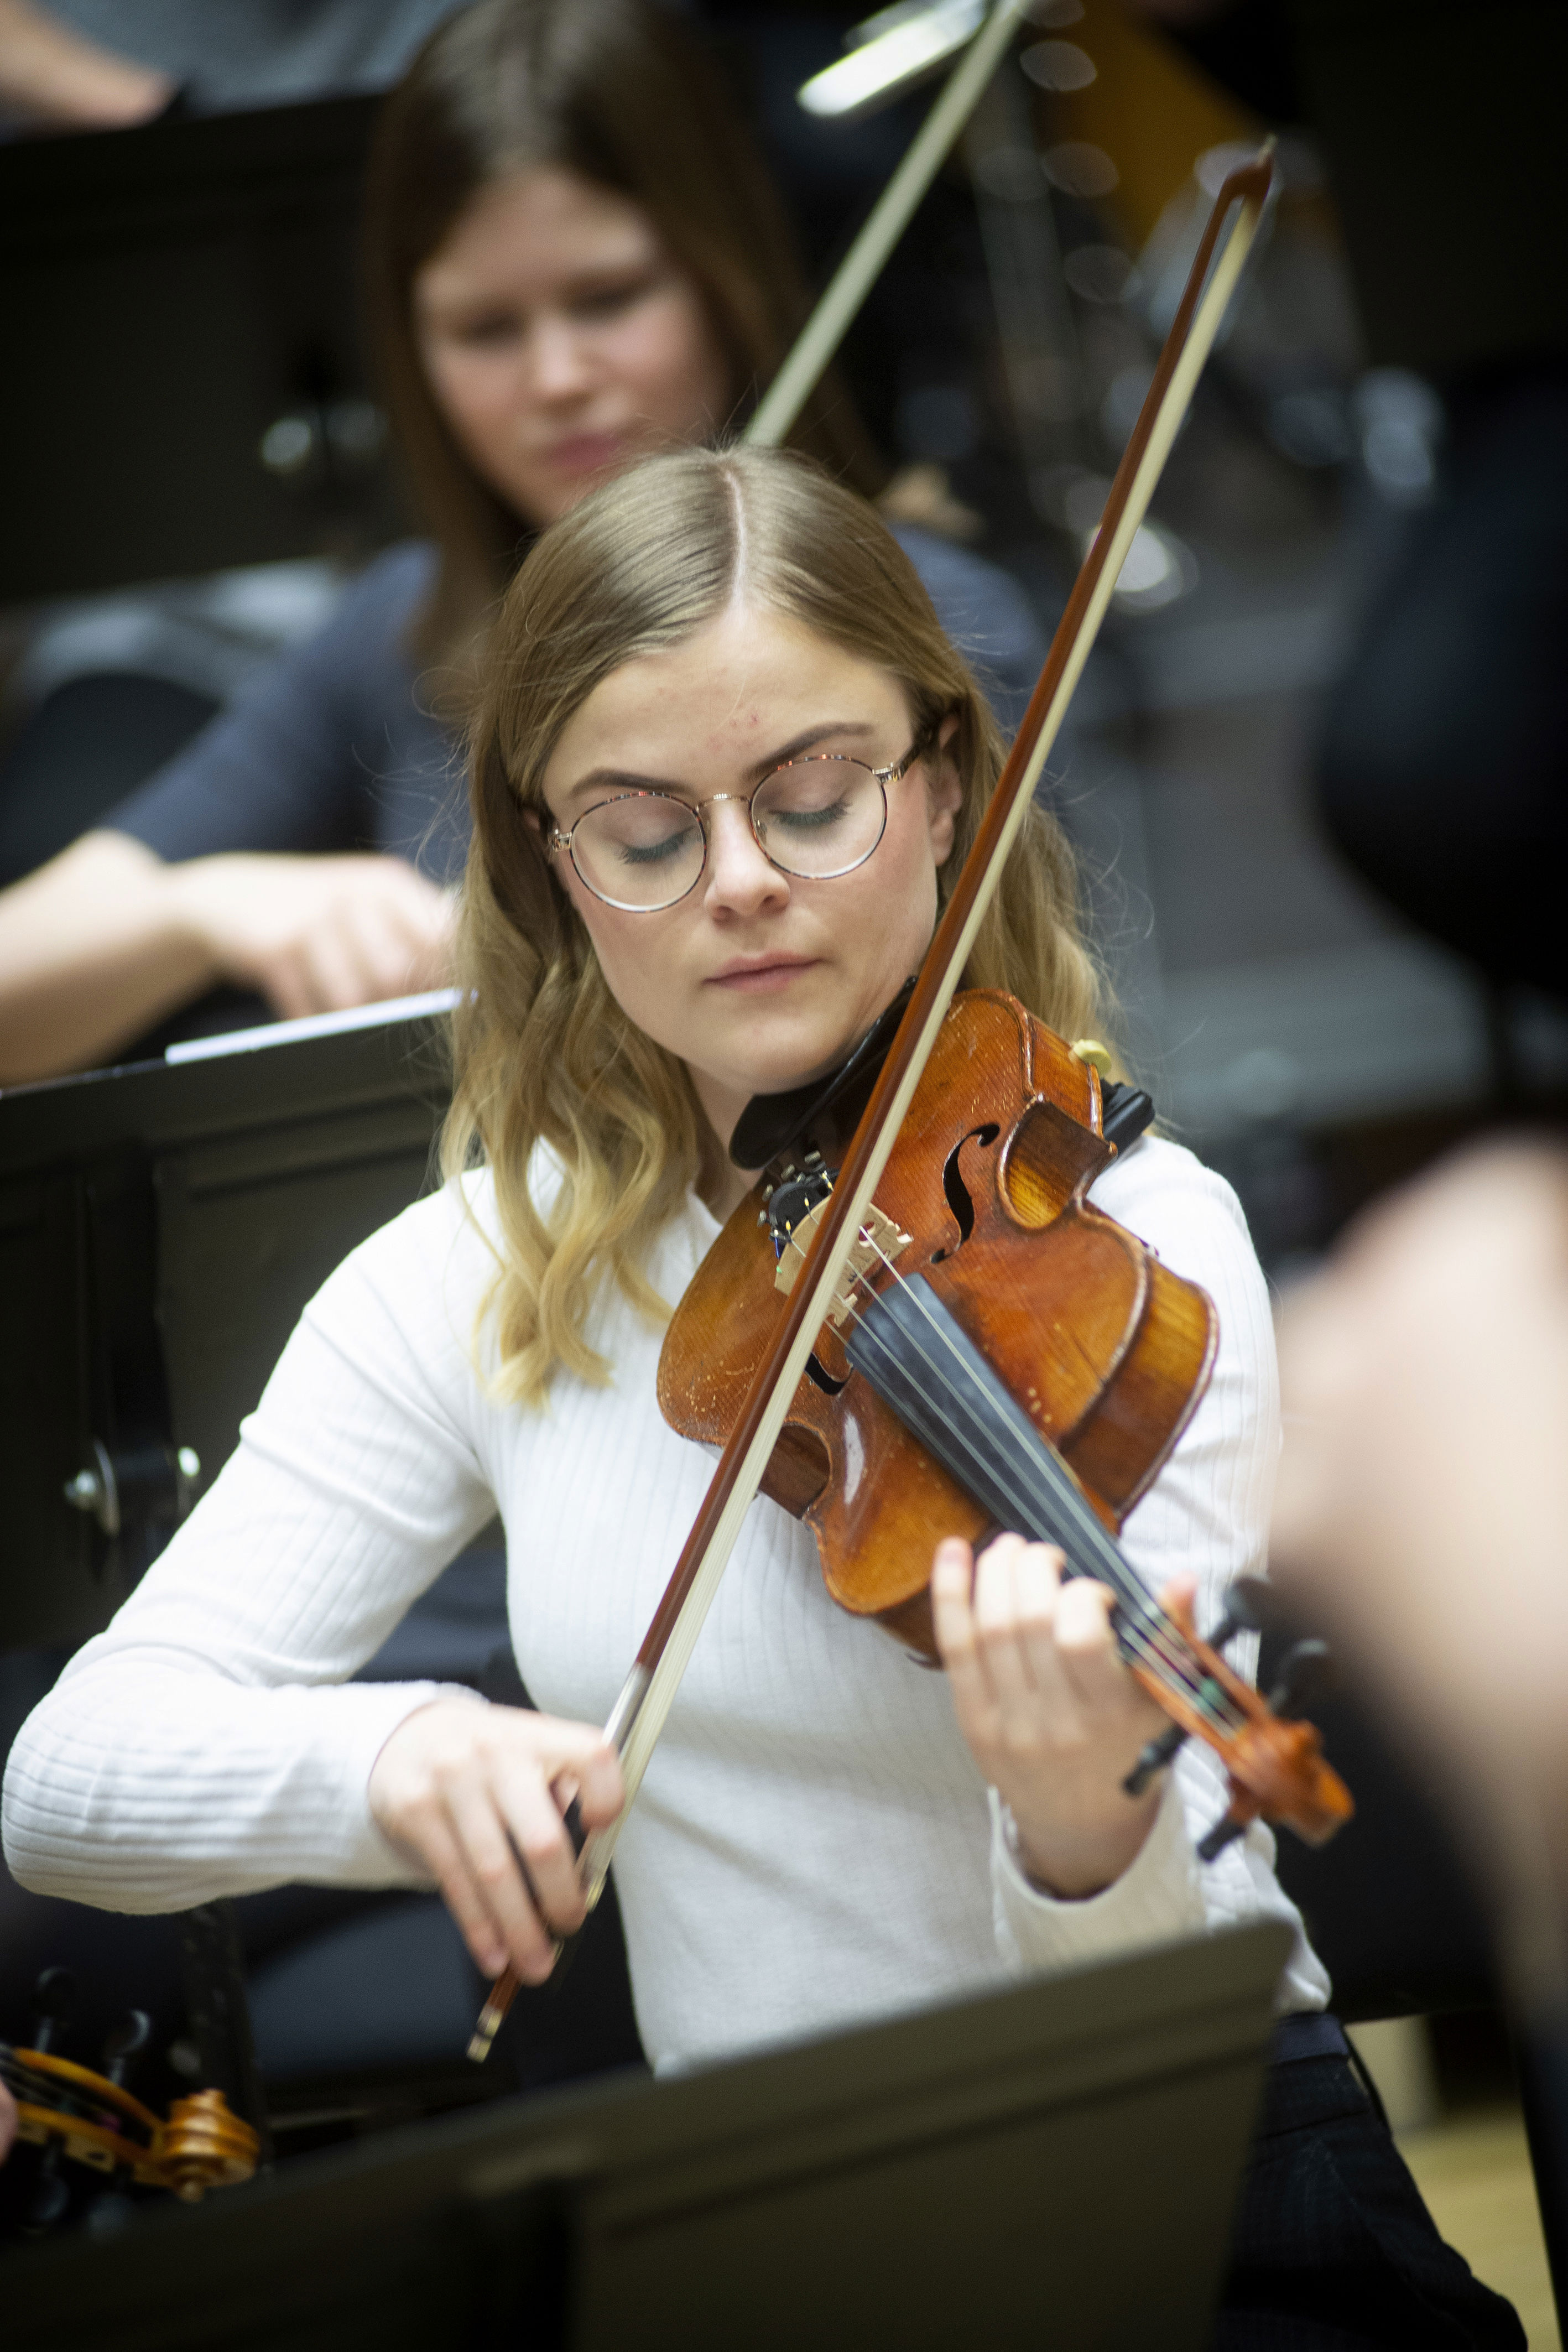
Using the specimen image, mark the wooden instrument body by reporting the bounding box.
[659,993,1216,1658]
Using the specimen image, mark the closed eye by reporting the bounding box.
[767,797,855,834]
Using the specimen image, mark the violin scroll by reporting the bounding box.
[1143,1579,1353,1864]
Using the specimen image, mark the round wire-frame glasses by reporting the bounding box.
[546,741,925,913]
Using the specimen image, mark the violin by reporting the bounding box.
[469,123,1309,2059]
[660,986,1352,1860]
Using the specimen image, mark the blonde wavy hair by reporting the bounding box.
[446,445,1110,1403]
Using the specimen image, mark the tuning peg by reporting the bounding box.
[1197,1810,1249,1863]
[103,2010,152,2090]
[30,1965,76,2055]
[25,2144,72,2234]
[1123,1720,1188,1797]
[1205,1575,1275,1652]
[85,2190,137,2239]
[1267,1637,1337,1719]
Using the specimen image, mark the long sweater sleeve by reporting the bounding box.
[2,1189,498,1909]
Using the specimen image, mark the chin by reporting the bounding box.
[733,1024,858,1106]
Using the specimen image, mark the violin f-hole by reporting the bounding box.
[931,1123,1000,1262]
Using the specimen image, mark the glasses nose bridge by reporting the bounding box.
[696,789,777,887]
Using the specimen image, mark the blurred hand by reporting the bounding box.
[0,2077,16,2165]
[171,851,456,1019]
[367,1697,624,1983]
[933,1533,1170,1897]
[1272,1143,1568,1827]
[0,1,175,126]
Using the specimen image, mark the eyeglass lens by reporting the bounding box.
[567,756,890,912]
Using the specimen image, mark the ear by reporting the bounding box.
[522,806,541,833]
[925,713,964,865]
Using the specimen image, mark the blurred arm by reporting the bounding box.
[0,0,173,125]
[0,830,455,1084]
[1272,1143,1568,1961]
[0,831,216,1080]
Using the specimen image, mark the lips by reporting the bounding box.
[707,954,817,992]
[545,433,626,476]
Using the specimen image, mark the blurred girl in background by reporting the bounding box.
[0,0,1038,1084]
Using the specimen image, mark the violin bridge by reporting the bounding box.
[773,1198,910,1327]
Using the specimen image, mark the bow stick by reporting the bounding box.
[747,0,1031,451]
[469,145,1277,2065]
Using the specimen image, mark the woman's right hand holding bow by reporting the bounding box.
[368,1697,624,1983]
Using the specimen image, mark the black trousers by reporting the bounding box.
[1216,2041,1526,2350]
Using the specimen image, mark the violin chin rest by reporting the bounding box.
[728,980,915,1170]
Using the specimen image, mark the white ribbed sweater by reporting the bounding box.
[3,1135,1328,2069]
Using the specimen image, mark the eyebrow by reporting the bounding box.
[561,720,880,806]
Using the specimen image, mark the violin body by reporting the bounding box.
[659,992,1216,1660]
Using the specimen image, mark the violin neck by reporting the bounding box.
[844,1274,1165,1651]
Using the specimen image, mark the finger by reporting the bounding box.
[401,1796,516,1979]
[931,1537,1000,1741]
[525,1719,626,1831]
[341,897,428,1001]
[1009,1542,1071,1694]
[446,1781,558,1983]
[975,1539,1074,1743]
[257,946,321,1022]
[389,867,459,939]
[404,915,457,991]
[494,1762,591,1937]
[295,919,378,1012]
[1052,1578,1129,1705]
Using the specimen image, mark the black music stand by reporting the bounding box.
[0,999,466,2145]
[4,1916,1293,2352]
[0,995,453,1656]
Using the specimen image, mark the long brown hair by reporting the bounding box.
[363,0,884,662]
[445,446,1107,1405]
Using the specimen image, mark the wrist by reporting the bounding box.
[1002,1782,1161,1901]
[160,855,237,980]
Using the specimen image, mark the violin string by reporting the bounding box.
[834,1234,1243,1732]
[842,1259,1234,1727]
[791,1211,1232,1726]
[845,1240,1240,1727]
[824,1244,1217,1718]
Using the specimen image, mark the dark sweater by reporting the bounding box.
[106,532,1045,880]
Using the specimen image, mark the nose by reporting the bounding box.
[528,312,597,404]
[701,800,790,919]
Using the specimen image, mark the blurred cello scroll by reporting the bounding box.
[1,2037,259,2214]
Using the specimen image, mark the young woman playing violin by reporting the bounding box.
[3,450,1518,2346]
